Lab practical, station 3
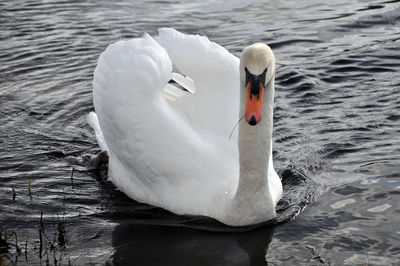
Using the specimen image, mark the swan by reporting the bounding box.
[88,28,283,226]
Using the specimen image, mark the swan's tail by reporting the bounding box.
[87,112,109,152]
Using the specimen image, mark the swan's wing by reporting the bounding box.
[91,32,238,216]
[157,28,240,138]
[163,83,187,103]
[162,73,195,103]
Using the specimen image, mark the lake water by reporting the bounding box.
[1,0,400,265]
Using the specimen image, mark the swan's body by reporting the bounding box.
[88,28,282,226]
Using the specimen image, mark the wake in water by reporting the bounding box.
[66,151,316,232]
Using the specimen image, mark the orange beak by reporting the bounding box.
[245,81,264,126]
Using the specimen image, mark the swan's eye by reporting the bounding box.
[262,67,268,77]
[245,67,251,85]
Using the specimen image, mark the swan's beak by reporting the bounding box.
[245,81,264,126]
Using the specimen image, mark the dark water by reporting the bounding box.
[1,0,400,265]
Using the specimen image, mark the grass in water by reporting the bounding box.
[11,188,16,200]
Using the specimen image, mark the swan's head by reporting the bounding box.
[240,43,275,126]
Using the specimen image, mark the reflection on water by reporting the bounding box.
[104,168,312,265]
[1,0,400,265]
[112,223,273,266]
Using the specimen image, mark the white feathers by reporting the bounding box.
[90,28,238,218]
[162,73,194,103]
[88,28,282,226]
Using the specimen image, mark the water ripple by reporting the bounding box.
[1,0,400,265]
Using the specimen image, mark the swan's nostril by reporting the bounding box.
[248,116,257,126]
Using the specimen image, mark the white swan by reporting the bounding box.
[88,28,282,226]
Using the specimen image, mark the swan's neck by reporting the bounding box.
[231,78,275,223]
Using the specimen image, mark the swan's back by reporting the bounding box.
[90,29,240,217]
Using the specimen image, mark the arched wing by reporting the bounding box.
[157,28,240,138]
[89,31,239,215]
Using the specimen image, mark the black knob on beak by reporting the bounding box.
[248,116,257,126]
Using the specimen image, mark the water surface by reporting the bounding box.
[1,0,400,265]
